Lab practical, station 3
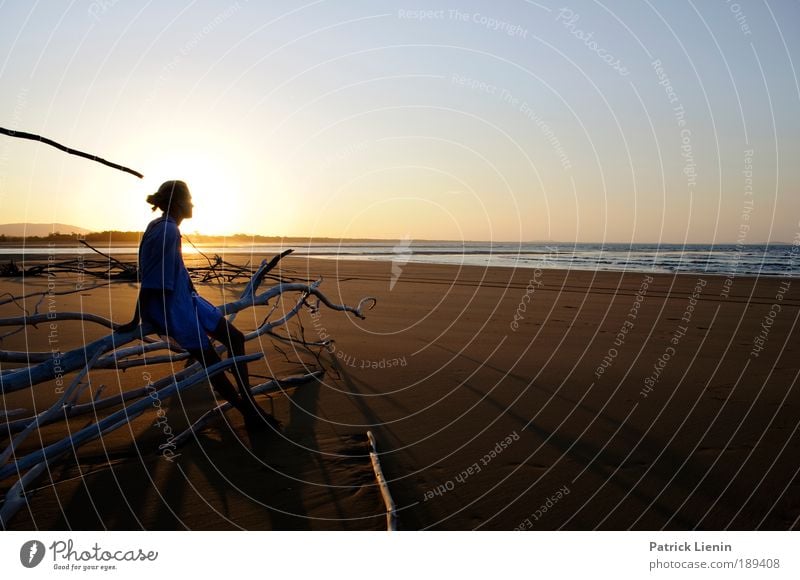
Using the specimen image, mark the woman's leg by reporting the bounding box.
[207,318,279,427]
[207,318,250,395]
[184,346,246,411]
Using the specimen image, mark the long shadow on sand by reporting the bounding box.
[433,342,735,529]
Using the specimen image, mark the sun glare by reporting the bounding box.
[142,148,243,236]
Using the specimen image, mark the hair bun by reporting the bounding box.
[145,192,159,211]
[146,181,190,212]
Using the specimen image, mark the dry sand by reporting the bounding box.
[1,254,799,530]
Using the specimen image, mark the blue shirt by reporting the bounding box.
[137,214,222,350]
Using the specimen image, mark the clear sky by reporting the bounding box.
[1,0,798,243]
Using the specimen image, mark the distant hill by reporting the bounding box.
[0,223,91,237]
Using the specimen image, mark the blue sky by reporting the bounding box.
[1,0,798,243]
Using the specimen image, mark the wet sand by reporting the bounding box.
[1,254,799,530]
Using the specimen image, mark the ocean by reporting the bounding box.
[4,241,798,277]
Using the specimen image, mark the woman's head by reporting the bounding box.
[146,180,193,221]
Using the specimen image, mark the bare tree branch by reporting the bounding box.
[0,126,143,178]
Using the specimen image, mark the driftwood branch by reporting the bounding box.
[0,126,143,178]
[2,353,212,434]
[78,239,137,276]
[0,275,375,394]
[0,311,119,331]
[0,346,104,466]
[0,449,70,528]
[0,353,262,481]
[367,431,397,531]
[0,250,377,529]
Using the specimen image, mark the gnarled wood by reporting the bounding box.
[0,250,377,530]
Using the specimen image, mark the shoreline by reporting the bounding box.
[1,248,798,281]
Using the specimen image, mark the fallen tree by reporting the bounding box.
[0,250,376,527]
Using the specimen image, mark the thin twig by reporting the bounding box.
[0,126,143,178]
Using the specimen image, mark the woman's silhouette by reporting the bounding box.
[126,180,279,431]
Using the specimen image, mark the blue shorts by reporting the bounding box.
[140,289,223,350]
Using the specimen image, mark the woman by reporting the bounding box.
[124,180,279,431]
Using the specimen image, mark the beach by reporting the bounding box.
[1,255,799,530]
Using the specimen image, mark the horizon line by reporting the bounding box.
[1,234,793,246]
